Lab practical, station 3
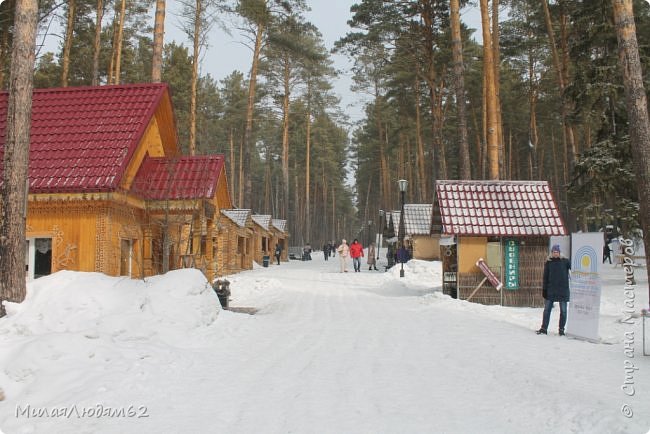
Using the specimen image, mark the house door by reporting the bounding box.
[120,239,133,277]
[26,238,52,280]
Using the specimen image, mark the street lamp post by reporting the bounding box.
[398,179,408,278]
[378,210,384,262]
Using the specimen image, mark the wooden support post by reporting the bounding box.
[466,276,488,302]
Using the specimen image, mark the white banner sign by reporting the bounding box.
[568,232,604,341]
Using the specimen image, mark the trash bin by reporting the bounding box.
[263,255,270,267]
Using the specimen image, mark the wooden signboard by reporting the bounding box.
[476,258,503,291]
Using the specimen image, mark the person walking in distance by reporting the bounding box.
[336,239,349,272]
[349,239,364,272]
[536,244,571,336]
[323,242,330,261]
[274,244,282,265]
[367,242,378,270]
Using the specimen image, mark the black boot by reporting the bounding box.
[536,328,547,335]
[559,329,565,336]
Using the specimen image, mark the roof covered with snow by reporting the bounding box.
[404,204,432,236]
[435,180,566,237]
[221,209,251,227]
[252,214,272,231]
[271,219,287,233]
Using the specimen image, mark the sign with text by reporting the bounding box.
[476,258,503,291]
[503,238,519,290]
[568,232,603,342]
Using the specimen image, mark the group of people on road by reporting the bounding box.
[335,239,383,273]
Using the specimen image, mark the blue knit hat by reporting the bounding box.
[551,244,561,252]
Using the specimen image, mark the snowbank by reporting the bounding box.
[0,269,221,421]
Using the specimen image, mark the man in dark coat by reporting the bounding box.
[537,244,571,335]
[274,244,282,265]
[603,243,612,264]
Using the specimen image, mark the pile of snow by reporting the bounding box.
[2,269,219,343]
[0,269,220,429]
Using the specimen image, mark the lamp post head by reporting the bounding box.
[398,179,408,192]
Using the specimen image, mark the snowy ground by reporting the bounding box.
[0,252,649,434]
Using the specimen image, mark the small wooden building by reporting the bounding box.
[435,180,567,307]
[1,83,234,282]
[270,219,289,262]
[130,154,233,282]
[220,209,255,273]
[403,204,440,260]
[251,214,273,265]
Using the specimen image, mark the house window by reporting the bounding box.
[26,238,52,280]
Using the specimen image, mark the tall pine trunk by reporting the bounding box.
[304,83,312,244]
[242,22,264,209]
[92,0,103,85]
[420,3,446,182]
[450,0,470,180]
[109,0,126,84]
[480,0,499,180]
[61,0,75,87]
[492,0,504,178]
[612,0,650,298]
[542,0,573,182]
[414,78,426,201]
[0,0,38,317]
[189,0,201,155]
[0,20,10,89]
[152,0,165,82]
[229,128,235,204]
[281,56,290,219]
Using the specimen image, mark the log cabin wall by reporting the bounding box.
[102,202,147,278]
[26,201,93,273]
[26,198,148,278]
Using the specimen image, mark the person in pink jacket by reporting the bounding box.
[336,239,349,272]
[349,239,364,272]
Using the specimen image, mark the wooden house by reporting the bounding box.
[220,209,255,273]
[130,154,232,282]
[434,180,567,307]
[403,204,440,260]
[270,219,289,262]
[0,83,233,281]
[251,214,272,265]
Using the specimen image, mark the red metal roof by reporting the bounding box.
[131,155,224,200]
[436,180,567,237]
[0,83,169,193]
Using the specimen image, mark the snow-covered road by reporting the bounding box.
[1,256,649,433]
